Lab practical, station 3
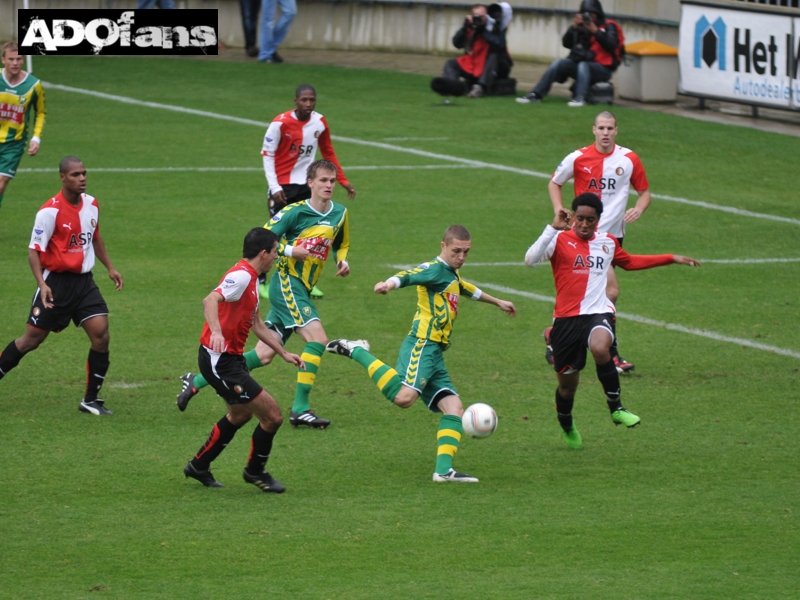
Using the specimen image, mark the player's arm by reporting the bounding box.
[252,317,305,369]
[374,263,439,294]
[624,189,651,224]
[460,278,516,317]
[28,82,46,156]
[524,211,569,267]
[261,121,285,202]
[623,154,651,224]
[333,211,350,277]
[92,230,124,291]
[548,179,565,215]
[613,246,701,270]
[202,291,227,353]
[318,121,355,199]
[264,212,304,259]
[27,249,53,308]
[549,152,579,215]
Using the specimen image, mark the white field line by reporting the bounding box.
[472,281,800,360]
[17,164,472,174]
[43,82,800,227]
[383,137,449,141]
[424,258,800,267]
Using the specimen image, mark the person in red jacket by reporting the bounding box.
[437,3,513,99]
[517,0,622,107]
[524,193,700,449]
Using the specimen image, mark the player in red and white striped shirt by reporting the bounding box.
[525,193,699,448]
[546,110,652,372]
[0,157,123,415]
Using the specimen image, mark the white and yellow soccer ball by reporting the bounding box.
[461,403,498,438]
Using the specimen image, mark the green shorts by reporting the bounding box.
[0,139,26,179]
[264,269,319,343]
[395,336,457,412]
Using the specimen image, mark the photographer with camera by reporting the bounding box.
[517,0,622,107]
[434,3,513,99]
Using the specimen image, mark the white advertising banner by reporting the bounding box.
[679,1,800,110]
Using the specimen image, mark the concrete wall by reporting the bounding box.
[1,0,680,61]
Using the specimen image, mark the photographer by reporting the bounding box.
[438,3,513,99]
[517,0,622,107]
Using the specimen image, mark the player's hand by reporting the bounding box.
[271,189,287,207]
[344,184,356,200]
[623,207,643,224]
[282,351,305,370]
[28,140,40,156]
[39,283,54,309]
[335,260,350,277]
[291,244,310,261]
[109,268,124,291]
[552,208,572,230]
[209,331,227,353]
[673,255,701,267]
[374,281,392,294]
[498,300,517,317]
[573,13,583,27]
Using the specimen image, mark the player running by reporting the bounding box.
[262,83,355,299]
[183,227,304,492]
[326,225,517,483]
[1,42,46,211]
[177,159,351,429]
[524,193,699,449]
[545,110,650,372]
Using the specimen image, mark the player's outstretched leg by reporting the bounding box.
[325,339,405,402]
[290,341,329,428]
[432,413,477,483]
[184,416,243,487]
[176,350,265,410]
[596,358,640,428]
[555,389,582,449]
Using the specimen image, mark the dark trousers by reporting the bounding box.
[443,54,510,90]
[531,58,612,101]
[240,0,261,50]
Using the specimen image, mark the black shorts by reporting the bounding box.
[28,271,109,332]
[550,313,615,374]
[269,184,311,215]
[198,345,263,405]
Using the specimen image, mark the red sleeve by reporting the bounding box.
[628,152,649,192]
[318,117,350,188]
[612,246,673,271]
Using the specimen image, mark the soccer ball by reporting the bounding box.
[462,403,498,438]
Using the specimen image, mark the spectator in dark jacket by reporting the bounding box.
[439,3,513,99]
[517,0,621,107]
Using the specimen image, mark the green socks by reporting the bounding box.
[435,414,463,475]
[350,347,403,401]
[292,341,324,413]
[192,348,263,390]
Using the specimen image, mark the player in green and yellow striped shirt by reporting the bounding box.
[177,160,350,428]
[1,42,46,209]
[326,225,517,483]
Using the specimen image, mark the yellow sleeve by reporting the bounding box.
[459,277,478,299]
[334,210,349,264]
[31,81,46,140]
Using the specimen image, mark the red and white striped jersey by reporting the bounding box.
[552,144,649,238]
[29,191,99,274]
[261,110,350,195]
[200,260,260,355]
[525,225,673,318]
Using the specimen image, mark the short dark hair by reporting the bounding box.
[443,225,471,245]
[307,159,337,181]
[572,193,603,216]
[295,84,316,98]
[243,228,279,259]
[59,156,83,173]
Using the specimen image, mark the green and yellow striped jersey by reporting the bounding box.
[0,70,46,144]
[391,257,480,347]
[265,200,349,290]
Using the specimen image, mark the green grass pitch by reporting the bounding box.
[0,56,798,598]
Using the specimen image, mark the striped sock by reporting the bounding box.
[350,347,403,401]
[434,414,463,475]
[193,348,263,390]
[292,341,324,413]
